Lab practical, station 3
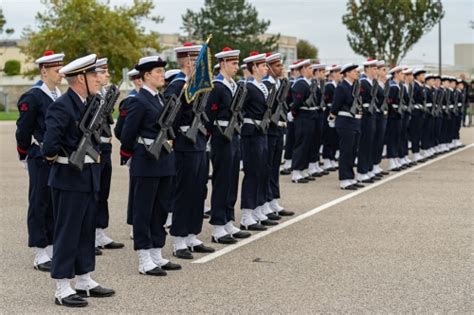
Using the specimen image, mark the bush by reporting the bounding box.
[4,60,21,76]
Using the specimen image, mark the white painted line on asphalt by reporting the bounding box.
[193,143,474,264]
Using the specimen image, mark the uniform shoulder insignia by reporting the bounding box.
[19,103,28,112]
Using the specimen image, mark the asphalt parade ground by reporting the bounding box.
[1,121,473,313]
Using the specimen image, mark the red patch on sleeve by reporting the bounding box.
[296,92,302,99]
[120,149,133,158]
[19,103,28,112]
[120,109,128,117]
[17,146,28,154]
[387,97,393,105]
[210,103,219,112]
[359,87,365,93]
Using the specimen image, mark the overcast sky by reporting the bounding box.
[2,0,473,65]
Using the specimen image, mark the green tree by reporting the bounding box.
[342,0,444,65]
[0,8,14,35]
[21,0,163,82]
[181,0,279,60]
[4,60,21,76]
[297,40,318,60]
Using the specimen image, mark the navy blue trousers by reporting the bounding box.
[336,127,360,180]
[399,114,410,158]
[170,151,208,237]
[357,114,376,174]
[51,189,97,279]
[241,134,268,209]
[97,151,112,229]
[284,121,295,160]
[421,115,433,150]
[322,110,339,160]
[372,113,387,165]
[434,117,443,146]
[126,170,135,225]
[440,116,451,144]
[132,176,173,250]
[409,110,424,153]
[310,111,323,163]
[386,118,402,158]
[267,129,284,201]
[27,157,54,248]
[209,133,240,226]
[292,114,316,171]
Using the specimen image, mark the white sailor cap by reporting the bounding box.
[341,63,359,74]
[288,61,300,70]
[127,69,140,80]
[265,52,282,64]
[59,54,97,77]
[294,59,311,69]
[441,75,450,81]
[386,74,393,80]
[328,64,341,72]
[35,50,65,68]
[96,57,108,68]
[413,68,426,76]
[135,55,167,71]
[376,60,386,67]
[363,58,378,67]
[388,65,402,74]
[243,51,267,64]
[215,47,240,60]
[174,42,202,58]
[213,63,220,70]
[424,73,435,81]
[165,69,180,81]
[240,64,248,70]
[311,62,326,70]
[402,67,413,75]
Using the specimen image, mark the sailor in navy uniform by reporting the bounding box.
[453,79,465,148]
[290,59,317,183]
[93,58,124,254]
[321,64,341,172]
[119,56,181,276]
[205,47,251,244]
[164,43,215,259]
[162,69,180,229]
[281,61,300,174]
[385,66,404,171]
[42,54,115,307]
[433,75,444,153]
[262,52,294,217]
[15,51,64,272]
[372,60,389,176]
[328,63,363,190]
[398,68,413,168]
[239,51,278,230]
[420,73,436,158]
[356,58,379,183]
[114,68,143,239]
[306,62,328,177]
[409,68,426,162]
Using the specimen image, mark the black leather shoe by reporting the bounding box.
[240,223,267,231]
[321,170,330,175]
[372,176,382,181]
[203,211,211,219]
[361,179,374,183]
[161,261,182,271]
[278,209,295,216]
[173,249,193,260]
[374,173,383,178]
[101,241,124,249]
[260,219,278,226]
[76,286,115,298]
[212,234,238,244]
[292,178,309,183]
[189,244,215,253]
[400,164,408,169]
[142,266,167,276]
[266,212,281,220]
[390,167,401,172]
[353,183,364,188]
[381,171,390,175]
[34,260,52,272]
[311,172,323,177]
[232,230,251,238]
[55,294,88,307]
[280,169,291,175]
[341,185,357,190]
[305,175,316,181]
[95,247,103,256]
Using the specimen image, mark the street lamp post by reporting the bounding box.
[437,0,443,76]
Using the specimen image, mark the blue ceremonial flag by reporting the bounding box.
[185,35,214,103]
